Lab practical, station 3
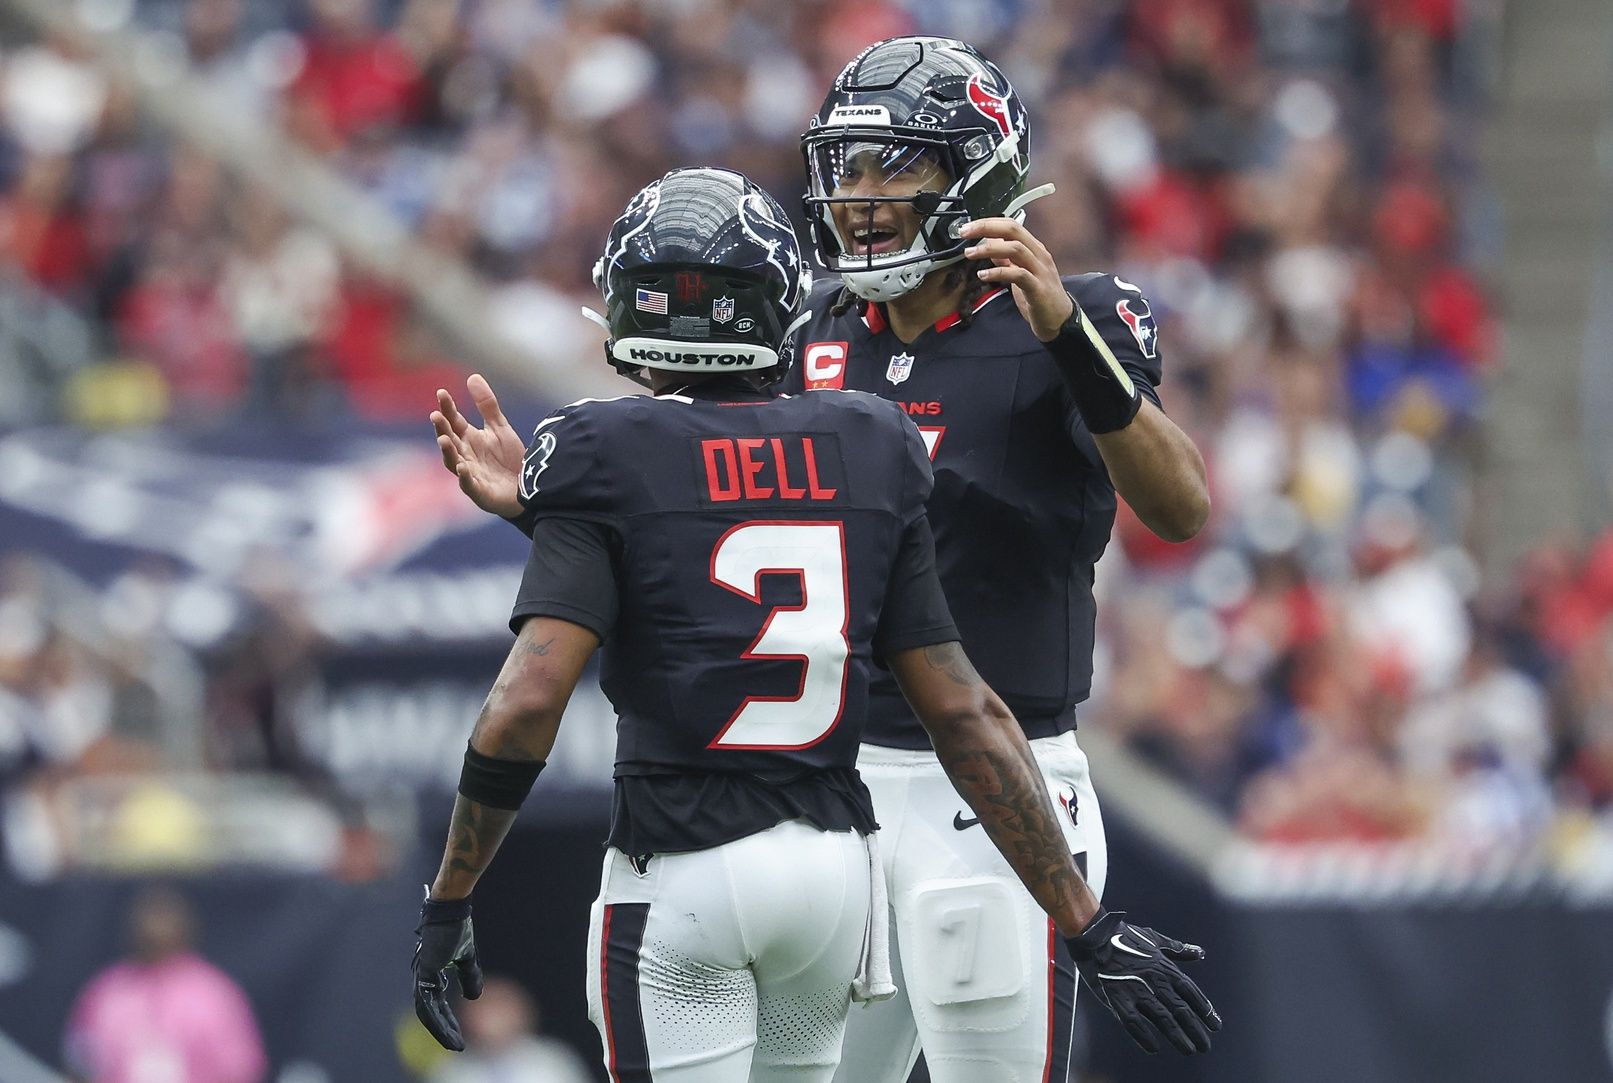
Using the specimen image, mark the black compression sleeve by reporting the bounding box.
[457,743,545,810]
[1044,295,1143,434]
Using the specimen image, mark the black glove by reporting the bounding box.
[413,892,484,1051]
[1066,907,1221,1055]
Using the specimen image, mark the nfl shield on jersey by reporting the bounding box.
[885,352,915,385]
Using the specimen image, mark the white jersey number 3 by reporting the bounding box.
[708,521,850,749]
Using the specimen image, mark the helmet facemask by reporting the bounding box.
[804,133,972,302]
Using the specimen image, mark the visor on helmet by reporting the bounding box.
[803,130,968,278]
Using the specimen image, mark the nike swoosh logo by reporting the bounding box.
[953,812,981,831]
[1111,933,1152,959]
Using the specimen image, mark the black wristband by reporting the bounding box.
[1044,297,1143,435]
[1065,906,1120,961]
[420,893,472,923]
[457,742,545,810]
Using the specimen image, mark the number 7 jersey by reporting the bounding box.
[507,379,958,853]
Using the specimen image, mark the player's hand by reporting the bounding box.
[960,217,1074,342]
[1066,908,1220,1055]
[431,374,525,518]
[413,893,483,1051]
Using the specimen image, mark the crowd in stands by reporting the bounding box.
[5,0,1609,857]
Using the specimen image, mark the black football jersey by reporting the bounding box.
[782,273,1166,748]
[508,376,957,852]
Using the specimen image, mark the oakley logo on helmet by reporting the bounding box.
[627,347,760,366]
[966,74,1012,140]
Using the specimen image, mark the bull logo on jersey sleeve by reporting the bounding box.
[519,429,559,500]
[1116,298,1159,360]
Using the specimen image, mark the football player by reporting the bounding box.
[415,168,1216,1082]
[790,37,1217,1081]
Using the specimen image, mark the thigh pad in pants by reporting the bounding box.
[899,877,1030,1033]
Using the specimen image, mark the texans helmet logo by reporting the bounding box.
[966,74,1012,140]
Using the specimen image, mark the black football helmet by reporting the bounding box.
[801,37,1046,303]
[586,167,811,386]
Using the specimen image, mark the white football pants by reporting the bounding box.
[833,731,1108,1083]
[585,819,875,1082]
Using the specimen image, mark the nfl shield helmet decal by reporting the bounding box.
[712,295,735,324]
[886,352,915,385]
[1116,297,1159,359]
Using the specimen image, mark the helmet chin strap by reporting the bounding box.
[838,227,961,302]
[580,306,611,332]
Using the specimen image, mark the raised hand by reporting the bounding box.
[960,217,1075,342]
[431,374,525,518]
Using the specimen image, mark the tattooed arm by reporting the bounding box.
[428,616,599,901]
[888,641,1101,937]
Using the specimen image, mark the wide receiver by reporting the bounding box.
[415,167,1217,1082]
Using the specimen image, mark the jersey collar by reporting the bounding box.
[656,375,776,403]
[860,288,1009,336]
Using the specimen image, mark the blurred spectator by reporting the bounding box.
[1,34,107,155]
[183,0,271,121]
[218,185,340,415]
[63,886,267,1083]
[427,976,592,1083]
[285,0,422,154]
